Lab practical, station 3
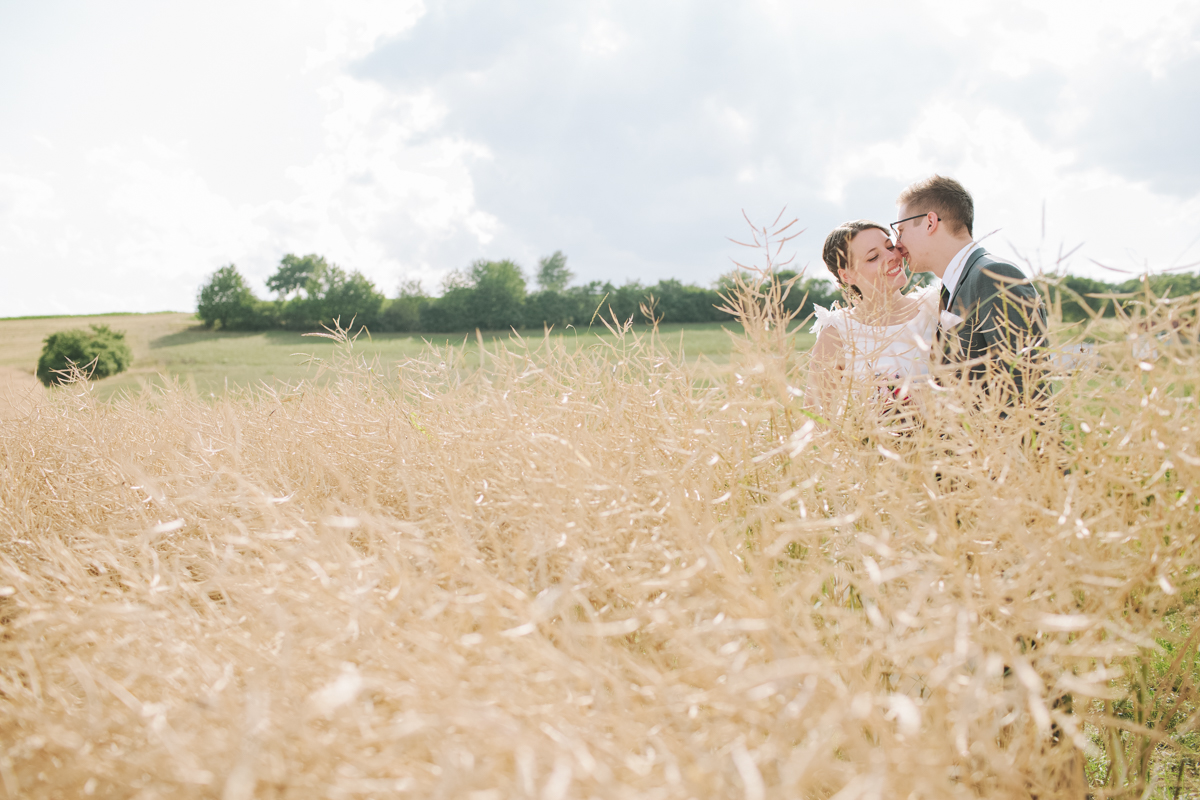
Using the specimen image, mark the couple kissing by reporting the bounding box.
[806,175,1047,422]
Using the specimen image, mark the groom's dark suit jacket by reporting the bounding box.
[943,247,1047,402]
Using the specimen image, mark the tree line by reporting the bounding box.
[196,252,842,333]
[196,251,1200,334]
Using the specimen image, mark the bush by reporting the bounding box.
[644,279,727,323]
[525,290,584,329]
[36,324,133,386]
[420,287,473,333]
[601,281,647,324]
[379,296,428,332]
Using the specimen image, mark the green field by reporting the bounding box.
[0,312,818,400]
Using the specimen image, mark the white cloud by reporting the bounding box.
[0,0,497,314]
[0,0,1196,315]
[825,94,1200,277]
[0,141,266,315]
[580,16,629,57]
[305,0,425,68]
[351,0,1199,286]
[0,171,58,235]
[275,75,498,291]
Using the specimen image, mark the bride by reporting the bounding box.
[806,220,959,417]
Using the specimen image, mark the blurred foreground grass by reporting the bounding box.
[1,276,1198,797]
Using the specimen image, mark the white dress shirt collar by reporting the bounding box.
[940,242,978,304]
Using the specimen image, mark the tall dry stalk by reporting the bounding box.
[718,210,806,385]
[0,262,1198,798]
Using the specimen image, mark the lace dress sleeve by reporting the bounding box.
[810,303,840,335]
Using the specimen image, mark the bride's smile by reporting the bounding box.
[838,228,909,299]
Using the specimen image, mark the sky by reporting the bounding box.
[1,0,1198,317]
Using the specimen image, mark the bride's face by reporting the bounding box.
[840,228,906,296]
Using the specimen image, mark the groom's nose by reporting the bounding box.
[896,242,909,257]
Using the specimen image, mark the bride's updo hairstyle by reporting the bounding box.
[822,220,890,298]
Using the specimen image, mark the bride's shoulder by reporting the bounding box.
[809,301,847,335]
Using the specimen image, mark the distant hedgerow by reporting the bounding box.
[36,324,133,386]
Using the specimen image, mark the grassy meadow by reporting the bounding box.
[0,312,812,401]
[1,279,1199,799]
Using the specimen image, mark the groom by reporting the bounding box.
[892,175,1047,404]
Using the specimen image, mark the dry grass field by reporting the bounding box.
[1,278,1198,799]
[0,368,45,422]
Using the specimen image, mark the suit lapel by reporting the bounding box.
[937,247,987,364]
[949,247,988,311]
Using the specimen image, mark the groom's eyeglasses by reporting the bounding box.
[890,212,938,236]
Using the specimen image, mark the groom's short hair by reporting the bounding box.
[898,175,974,237]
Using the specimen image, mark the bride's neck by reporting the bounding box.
[854,288,906,321]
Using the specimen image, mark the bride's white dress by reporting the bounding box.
[810,284,961,405]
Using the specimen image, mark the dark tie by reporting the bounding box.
[935,285,951,362]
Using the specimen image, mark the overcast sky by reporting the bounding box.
[2,0,1198,317]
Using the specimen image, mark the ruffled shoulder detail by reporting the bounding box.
[910,283,940,307]
[809,303,844,334]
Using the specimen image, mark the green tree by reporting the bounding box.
[324,269,385,329]
[645,279,725,323]
[603,281,646,324]
[786,273,839,323]
[468,259,528,330]
[280,264,384,330]
[715,270,754,295]
[381,280,430,332]
[525,290,584,328]
[536,251,573,293]
[1136,273,1200,301]
[715,269,835,326]
[440,270,470,293]
[197,265,260,329]
[421,286,473,332]
[1054,274,1117,321]
[397,279,426,298]
[36,325,133,386]
[267,254,328,299]
[381,297,425,332]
